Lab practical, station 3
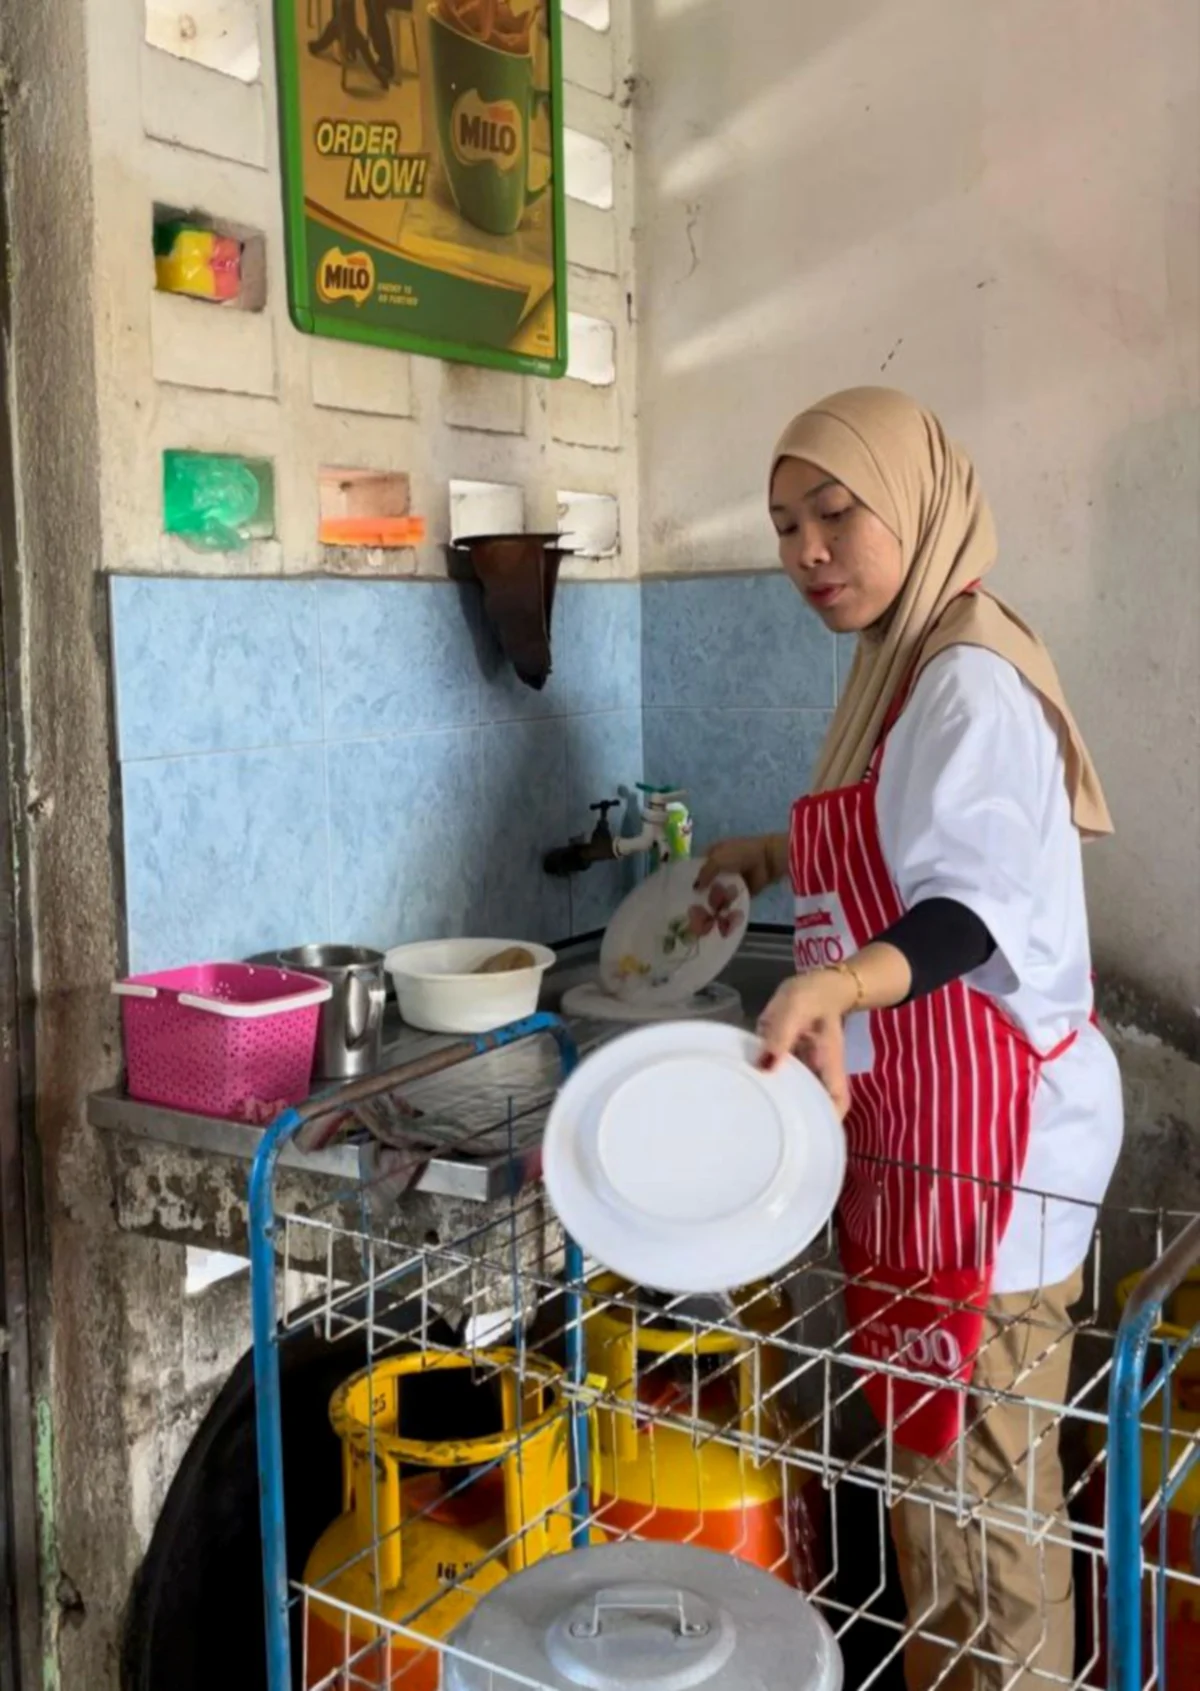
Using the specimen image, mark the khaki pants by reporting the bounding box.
[891,1270,1084,1691]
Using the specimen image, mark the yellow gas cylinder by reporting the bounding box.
[586,1274,824,1588]
[1084,1268,1200,1686]
[304,1348,573,1689]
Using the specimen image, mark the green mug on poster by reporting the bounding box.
[428,3,549,237]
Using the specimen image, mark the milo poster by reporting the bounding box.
[275,0,567,376]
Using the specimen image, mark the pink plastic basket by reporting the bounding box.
[113,962,332,1121]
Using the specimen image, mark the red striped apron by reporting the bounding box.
[788,685,1076,1457]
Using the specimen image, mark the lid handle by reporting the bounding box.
[568,1584,710,1641]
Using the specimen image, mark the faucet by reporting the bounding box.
[543,785,691,877]
[543,799,621,877]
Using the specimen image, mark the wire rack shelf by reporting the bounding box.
[248,1013,1200,1690]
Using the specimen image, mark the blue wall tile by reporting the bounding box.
[476,582,642,723]
[476,718,571,942]
[122,746,330,973]
[111,577,322,760]
[564,709,644,935]
[563,709,644,837]
[318,580,481,740]
[642,574,835,711]
[326,730,487,950]
[555,586,642,717]
[113,577,648,970]
[114,573,839,974]
[644,707,829,844]
[643,707,830,925]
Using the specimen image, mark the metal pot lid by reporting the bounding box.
[443,1541,843,1691]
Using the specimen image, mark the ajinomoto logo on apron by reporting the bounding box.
[794,891,874,1075]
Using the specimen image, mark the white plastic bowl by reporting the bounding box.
[384,939,557,1035]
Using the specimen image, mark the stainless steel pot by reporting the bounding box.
[277,944,386,1081]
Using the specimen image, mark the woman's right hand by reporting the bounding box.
[695,833,787,898]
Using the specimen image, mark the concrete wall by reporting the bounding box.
[3,0,139,1681]
[90,0,639,582]
[633,0,1200,1025]
[1,1,642,1683]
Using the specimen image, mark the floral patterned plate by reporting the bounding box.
[598,857,751,1007]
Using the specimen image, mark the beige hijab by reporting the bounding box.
[773,388,1112,836]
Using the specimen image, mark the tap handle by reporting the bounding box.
[636,782,686,808]
[590,798,619,842]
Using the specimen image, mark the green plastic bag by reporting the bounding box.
[163,452,260,551]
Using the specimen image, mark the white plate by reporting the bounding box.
[599,858,750,1007]
[543,1021,846,1294]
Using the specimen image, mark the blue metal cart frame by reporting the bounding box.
[1108,1214,1200,1689]
[248,1011,582,1691]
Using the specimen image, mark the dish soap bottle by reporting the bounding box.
[661,801,693,863]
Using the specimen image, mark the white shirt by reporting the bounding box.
[876,645,1124,1293]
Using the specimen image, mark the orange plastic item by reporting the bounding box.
[318,515,427,549]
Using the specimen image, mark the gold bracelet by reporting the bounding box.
[828,960,866,1011]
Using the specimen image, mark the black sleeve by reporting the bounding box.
[875,897,996,1003]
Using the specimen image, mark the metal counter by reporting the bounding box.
[88,931,792,1204]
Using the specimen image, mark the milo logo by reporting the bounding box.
[451,90,523,173]
[316,248,374,306]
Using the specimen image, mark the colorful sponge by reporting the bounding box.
[154,223,242,303]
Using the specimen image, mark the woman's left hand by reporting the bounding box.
[756,969,858,1119]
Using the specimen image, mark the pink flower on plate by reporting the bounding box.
[685,903,715,938]
[686,879,745,941]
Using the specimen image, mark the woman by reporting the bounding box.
[702,388,1122,1690]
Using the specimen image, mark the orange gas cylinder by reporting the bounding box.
[586,1275,825,1589]
[1082,1269,1200,1687]
[303,1348,573,1689]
